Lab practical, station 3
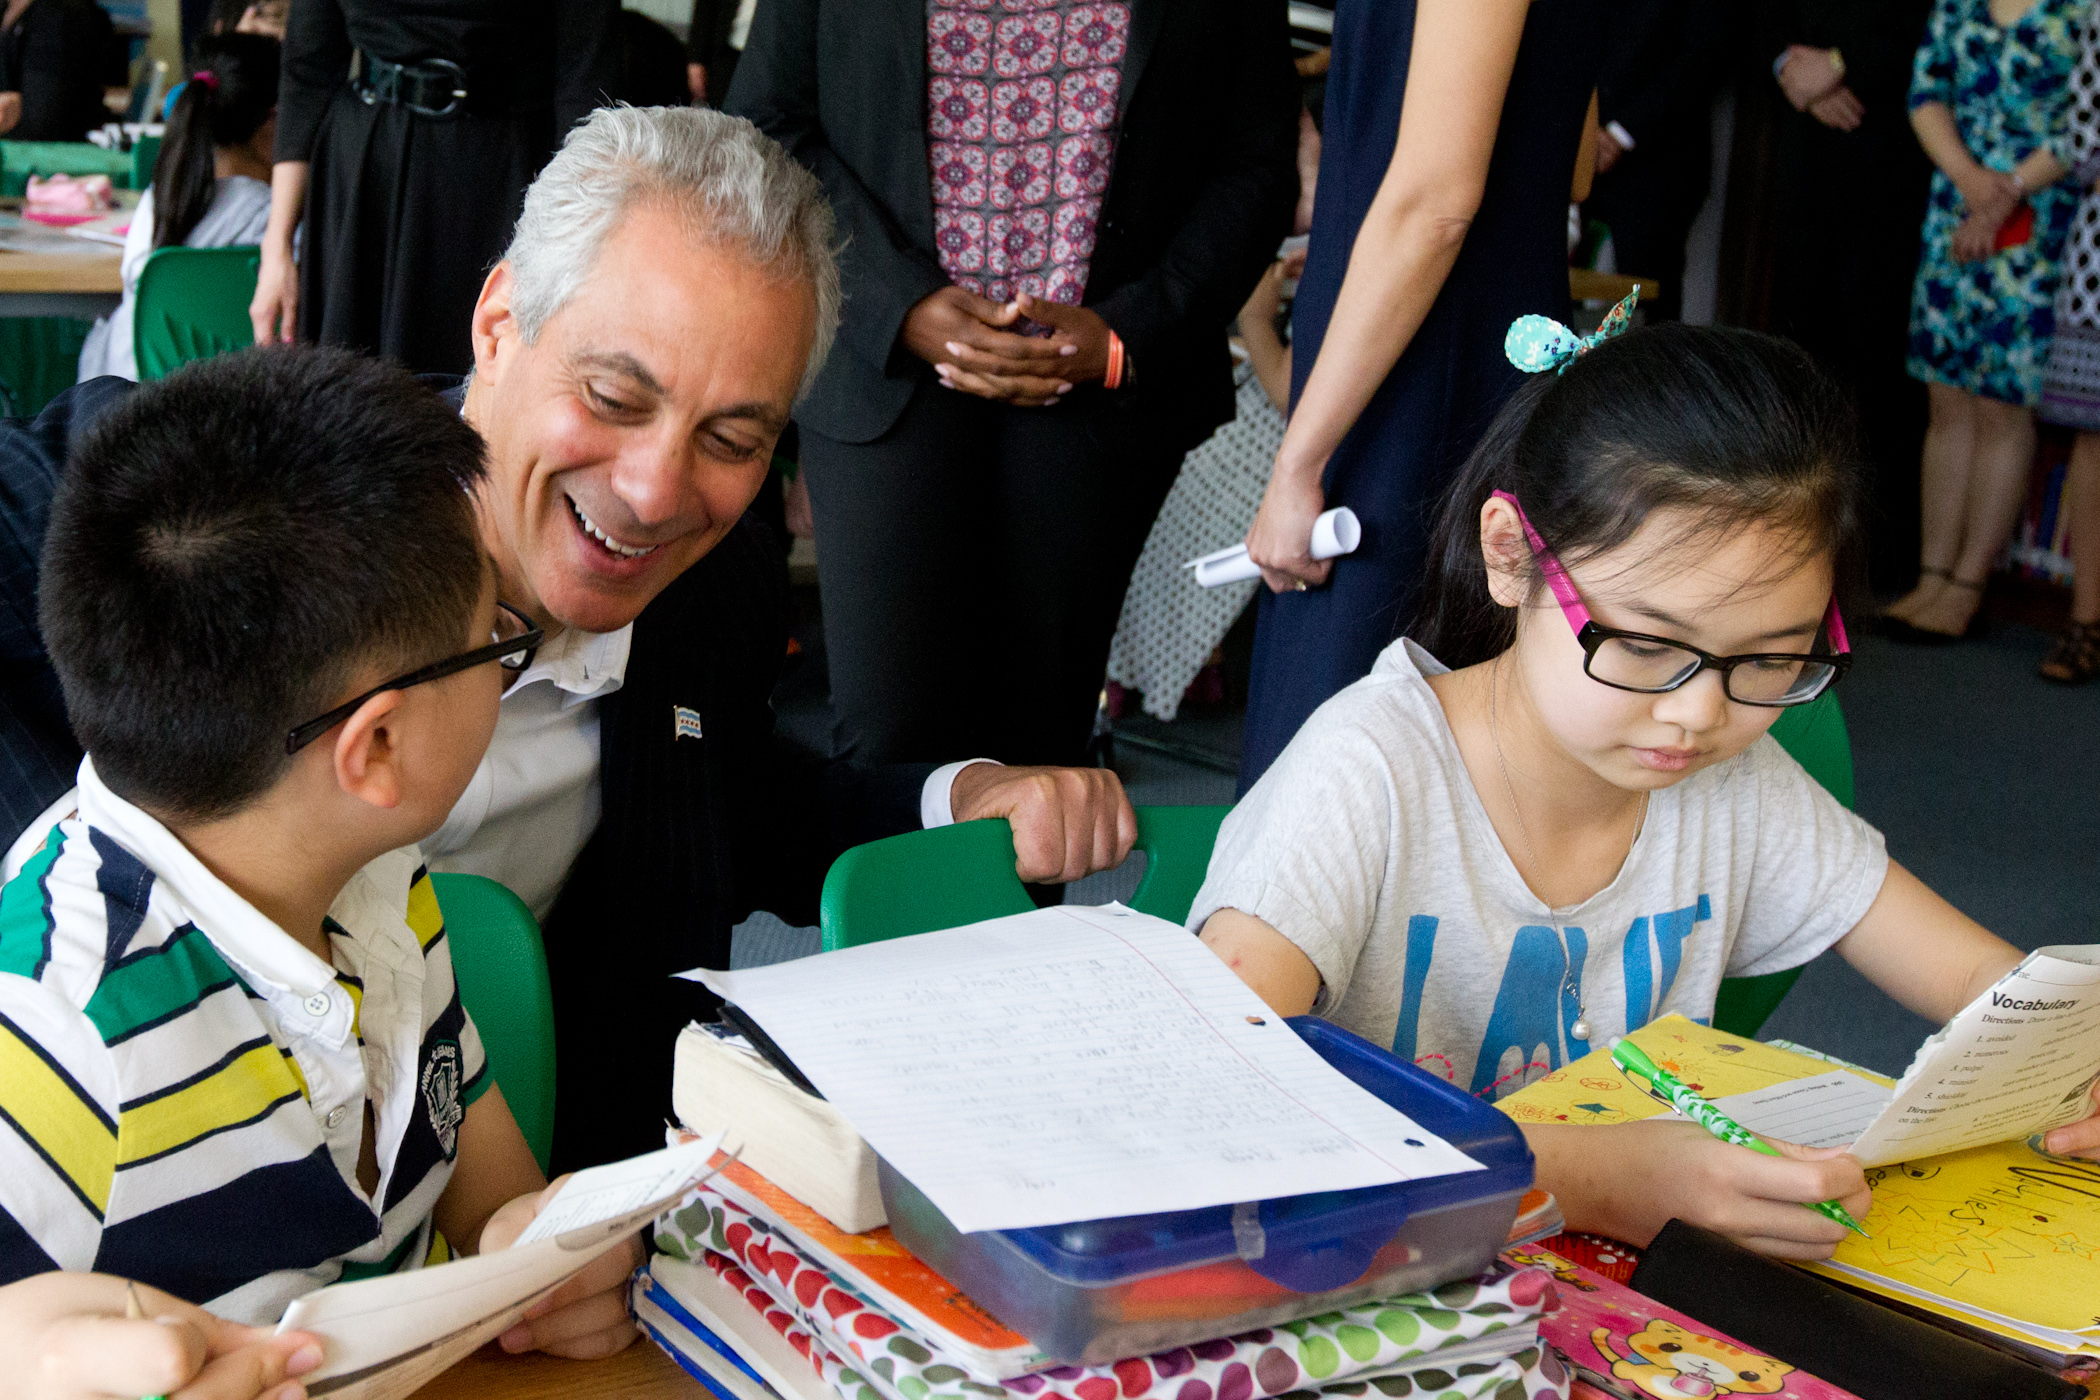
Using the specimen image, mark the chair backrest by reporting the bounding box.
[819,803,1232,951]
[430,872,555,1172]
[0,138,135,197]
[818,693,1856,1034]
[133,245,259,380]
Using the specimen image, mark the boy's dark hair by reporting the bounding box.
[1414,322,1869,669]
[41,346,489,822]
[154,31,279,249]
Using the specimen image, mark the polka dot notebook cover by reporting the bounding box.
[656,1180,1569,1400]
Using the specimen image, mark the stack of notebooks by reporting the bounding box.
[636,1150,1574,1400]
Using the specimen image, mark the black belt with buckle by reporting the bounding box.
[354,53,472,119]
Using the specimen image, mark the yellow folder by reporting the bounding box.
[1496,1015,2100,1360]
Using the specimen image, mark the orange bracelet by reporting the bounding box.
[1104,330,1125,390]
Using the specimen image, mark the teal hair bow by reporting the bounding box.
[1504,288,1641,375]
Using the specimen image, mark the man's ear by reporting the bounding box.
[1479,493,1532,609]
[330,689,407,811]
[470,262,518,384]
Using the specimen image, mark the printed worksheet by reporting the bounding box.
[1671,1069,1894,1150]
[683,905,1481,1233]
[1847,945,2100,1167]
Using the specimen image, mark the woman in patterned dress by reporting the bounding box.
[731,0,1299,767]
[1888,0,2082,641]
[2036,30,2100,680]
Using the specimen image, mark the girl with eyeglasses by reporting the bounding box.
[1190,316,2100,1259]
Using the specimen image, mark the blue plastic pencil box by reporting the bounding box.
[877,1016,1535,1365]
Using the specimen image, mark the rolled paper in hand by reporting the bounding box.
[1186,507,1361,587]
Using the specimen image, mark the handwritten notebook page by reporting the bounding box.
[684,905,1481,1233]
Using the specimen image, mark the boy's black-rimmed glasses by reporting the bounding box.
[285,601,544,755]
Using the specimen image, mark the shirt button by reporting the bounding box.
[304,992,332,1017]
[324,1105,346,1130]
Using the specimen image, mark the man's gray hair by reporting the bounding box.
[502,105,841,399]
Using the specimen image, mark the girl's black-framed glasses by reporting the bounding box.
[1490,490,1852,708]
[285,601,544,754]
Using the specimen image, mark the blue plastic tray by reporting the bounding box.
[879,1017,1534,1363]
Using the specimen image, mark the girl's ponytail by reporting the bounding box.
[151,33,280,250]
[1410,320,1870,668]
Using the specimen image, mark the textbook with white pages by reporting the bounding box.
[274,1132,725,1400]
[1658,945,2100,1165]
[680,903,1482,1235]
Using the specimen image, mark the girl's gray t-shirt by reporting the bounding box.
[1188,639,1887,1101]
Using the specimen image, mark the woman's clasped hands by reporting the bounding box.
[903,286,1113,406]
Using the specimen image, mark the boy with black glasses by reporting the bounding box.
[0,348,640,1400]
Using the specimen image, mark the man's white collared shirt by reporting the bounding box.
[422,624,633,920]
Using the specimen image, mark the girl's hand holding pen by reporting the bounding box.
[1557,1117,1873,1263]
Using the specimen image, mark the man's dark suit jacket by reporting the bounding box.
[0,377,932,1171]
[726,0,1299,455]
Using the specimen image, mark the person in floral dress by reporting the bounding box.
[1890,0,2082,641]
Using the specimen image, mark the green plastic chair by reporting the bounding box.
[128,134,161,195]
[818,694,1854,1035]
[819,803,1230,950]
[133,246,259,380]
[430,873,556,1172]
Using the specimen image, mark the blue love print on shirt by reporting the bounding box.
[1622,895,1712,1028]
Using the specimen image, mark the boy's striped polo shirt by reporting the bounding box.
[0,758,490,1324]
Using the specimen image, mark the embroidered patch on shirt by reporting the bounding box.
[673,706,704,741]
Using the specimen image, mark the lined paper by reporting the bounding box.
[1671,1070,1892,1150]
[683,905,1480,1233]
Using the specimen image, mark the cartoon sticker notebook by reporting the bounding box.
[1497,1016,2100,1361]
[1509,1241,1860,1400]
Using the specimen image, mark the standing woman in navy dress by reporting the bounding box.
[1238,0,1602,790]
[248,0,616,374]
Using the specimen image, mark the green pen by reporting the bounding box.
[1609,1037,1869,1237]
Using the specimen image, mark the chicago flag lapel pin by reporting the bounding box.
[673,705,704,741]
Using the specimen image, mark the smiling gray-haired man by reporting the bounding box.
[0,106,1136,1175]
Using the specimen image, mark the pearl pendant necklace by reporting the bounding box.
[1487,660,1645,1049]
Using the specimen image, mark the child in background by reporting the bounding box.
[1191,315,2100,1259]
[0,349,640,1400]
[77,31,276,382]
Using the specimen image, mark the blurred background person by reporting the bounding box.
[0,0,117,141]
[248,0,617,374]
[1582,1,1731,323]
[686,0,753,107]
[1237,0,1602,790]
[78,32,278,382]
[208,0,285,39]
[2037,32,2100,681]
[731,0,1300,770]
[1886,0,2080,643]
[1749,0,1935,596]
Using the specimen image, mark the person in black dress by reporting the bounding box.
[0,0,117,143]
[1583,1,1734,323]
[1237,0,1602,791]
[249,0,617,374]
[1749,0,1935,596]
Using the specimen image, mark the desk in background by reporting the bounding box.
[414,1343,696,1400]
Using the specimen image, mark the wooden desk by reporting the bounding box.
[414,1342,699,1400]
[0,249,122,317]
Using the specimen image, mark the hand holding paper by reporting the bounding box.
[275,1133,724,1400]
[1187,507,1360,587]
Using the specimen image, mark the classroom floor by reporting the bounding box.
[732,587,2100,1078]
